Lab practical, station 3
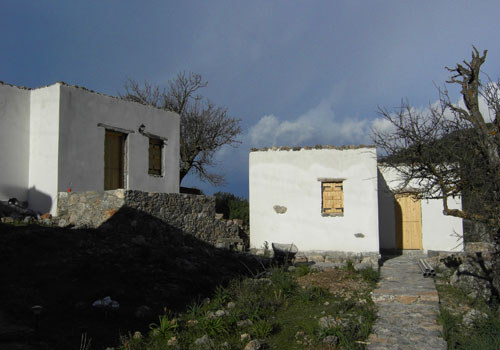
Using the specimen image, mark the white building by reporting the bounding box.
[0,81,180,215]
[249,146,463,254]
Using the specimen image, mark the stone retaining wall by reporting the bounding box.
[57,189,248,250]
[428,242,496,302]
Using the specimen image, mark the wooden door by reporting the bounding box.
[395,193,422,249]
[104,130,125,190]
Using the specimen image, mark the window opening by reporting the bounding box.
[322,181,344,216]
[148,138,163,176]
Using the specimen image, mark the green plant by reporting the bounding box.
[213,285,230,308]
[199,316,230,337]
[149,309,178,339]
[359,267,380,284]
[214,191,249,225]
[296,285,328,305]
[228,198,249,225]
[294,264,311,277]
[187,299,204,318]
[251,319,275,339]
[117,262,378,350]
[119,333,146,350]
[438,278,500,350]
[270,268,297,296]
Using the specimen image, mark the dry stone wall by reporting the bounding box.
[57,189,248,250]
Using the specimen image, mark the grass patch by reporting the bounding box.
[117,265,379,349]
[437,279,500,349]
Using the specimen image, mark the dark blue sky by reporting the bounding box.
[2,1,500,198]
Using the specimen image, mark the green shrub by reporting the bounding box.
[359,267,380,284]
[213,285,231,309]
[214,191,249,225]
[148,309,178,339]
[199,316,230,338]
[297,285,328,303]
[294,264,311,277]
[270,268,297,296]
[186,299,204,318]
[251,319,275,339]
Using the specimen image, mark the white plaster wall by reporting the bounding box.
[29,85,61,214]
[249,148,379,253]
[0,84,31,202]
[57,84,180,196]
[421,197,463,251]
[378,166,463,252]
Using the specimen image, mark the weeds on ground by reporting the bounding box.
[117,264,379,350]
[293,264,311,278]
[437,280,500,349]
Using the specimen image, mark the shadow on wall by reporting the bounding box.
[28,186,53,214]
[0,185,54,214]
[0,206,266,350]
[0,184,29,205]
[377,168,397,251]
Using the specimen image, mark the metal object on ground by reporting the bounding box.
[272,243,298,264]
[417,258,435,277]
[422,259,436,277]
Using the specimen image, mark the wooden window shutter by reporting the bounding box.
[148,138,163,176]
[322,181,344,215]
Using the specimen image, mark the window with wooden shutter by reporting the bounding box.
[322,181,344,216]
[148,138,163,176]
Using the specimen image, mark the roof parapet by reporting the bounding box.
[250,144,376,152]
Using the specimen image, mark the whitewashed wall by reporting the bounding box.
[249,147,379,253]
[57,84,180,197]
[0,83,31,203]
[378,166,463,252]
[1,82,180,215]
[29,85,61,214]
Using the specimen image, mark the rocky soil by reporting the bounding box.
[0,221,265,350]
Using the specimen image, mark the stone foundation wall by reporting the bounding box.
[251,248,380,269]
[57,189,248,250]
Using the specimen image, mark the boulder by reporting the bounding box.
[450,255,493,301]
[462,309,488,328]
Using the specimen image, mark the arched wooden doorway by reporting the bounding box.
[394,193,422,249]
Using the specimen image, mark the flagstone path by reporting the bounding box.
[368,253,447,350]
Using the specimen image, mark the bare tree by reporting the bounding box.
[373,47,500,295]
[121,72,241,186]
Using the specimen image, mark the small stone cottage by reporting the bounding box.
[249,145,463,258]
[0,81,180,215]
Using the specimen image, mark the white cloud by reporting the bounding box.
[247,94,380,148]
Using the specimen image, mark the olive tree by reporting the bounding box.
[121,72,241,186]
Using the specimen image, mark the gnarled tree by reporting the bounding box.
[121,72,241,186]
[373,47,500,296]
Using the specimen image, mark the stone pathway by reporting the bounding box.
[368,254,447,350]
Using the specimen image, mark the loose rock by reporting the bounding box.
[323,335,339,345]
[194,334,212,346]
[244,339,261,350]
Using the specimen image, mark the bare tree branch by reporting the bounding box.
[120,72,241,186]
[373,46,500,297]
